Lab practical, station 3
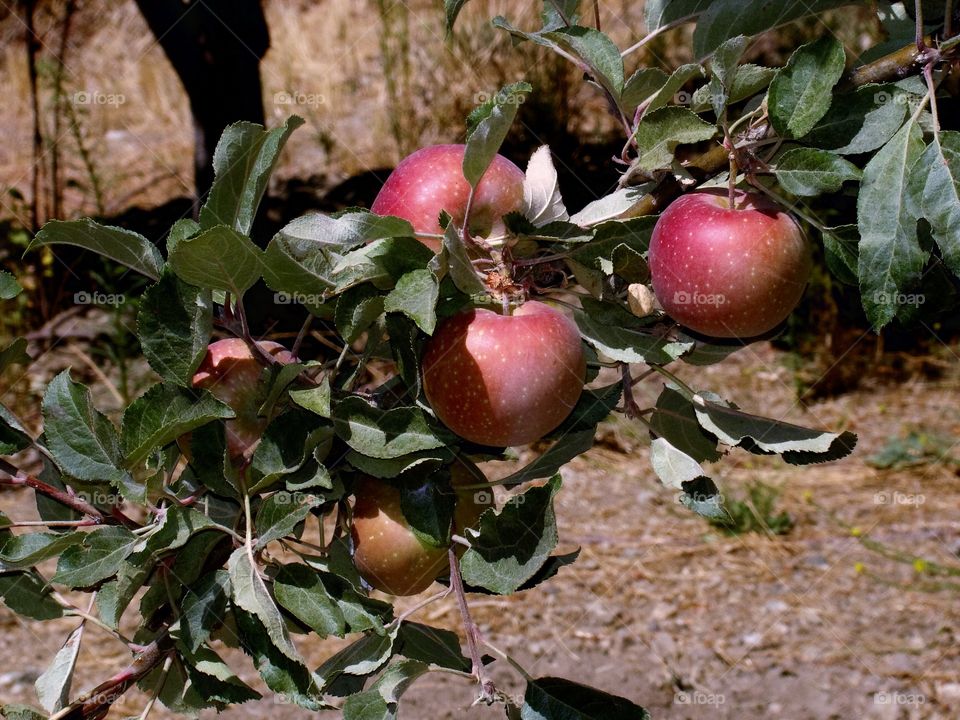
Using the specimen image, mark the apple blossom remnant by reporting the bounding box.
[422,301,586,447]
[371,144,525,251]
[648,189,812,338]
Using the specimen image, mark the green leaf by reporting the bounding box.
[165,217,200,255]
[543,26,624,98]
[0,705,47,720]
[649,386,722,462]
[822,225,860,285]
[436,223,486,296]
[650,437,708,490]
[0,571,64,620]
[281,211,415,252]
[444,0,471,33]
[228,547,302,662]
[346,449,450,479]
[692,392,857,463]
[35,624,83,713]
[460,476,560,594]
[857,121,927,329]
[168,224,264,296]
[645,0,712,29]
[547,382,622,437]
[463,82,532,187]
[180,570,230,653]
[920,131,960,276]
[568,187,652,227]
[644,63,705,115]
[336,284,385,343]
[273,563,346,638]
[0,531,84,569]
[254,491,323,550]
[28,219,163,281]
[521,676,650,719]
[806,85,908,155]
[0,271,22,299]
[575,304,692,364]
[290,377,332,419]
[632,106,716,172]
[499,430,596,487]
[137,272,212,386]
[396,621,470,671]
[199,116,305,235]
[333,238,436,292]
[182,644,262,705]
[234,608,326,710]
[333,396,447,459]
[692,0,863,58]
[0,338,29,374]
[342,659,431,719]
[262,221,340,298]
[622,68,670,109]
[42,371,130,488]
[775,148,861,197]
[120,384,234,465]
[768,36,847,139]
[53,526,139,588]
[248,410,331,493]
[385,313,424,399]
[400,474,455,547]
[384,269,439,335]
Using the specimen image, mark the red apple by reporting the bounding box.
[189,338,295,462]
[370,144,524,251]
[648,189,811,339]
[422,301,586,447]
[351,461,493,596]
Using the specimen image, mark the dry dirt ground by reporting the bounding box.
[2,342,959,720]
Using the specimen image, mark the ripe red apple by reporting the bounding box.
[187,338,295,462]
[422,301,586,447]
[370,144,524,251]
[648,189,812,339]
[351,462,493,595]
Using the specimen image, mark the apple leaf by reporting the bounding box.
[168,224,264,297]
[463,81,532,187]
[544,26,625,98]
[692,392,857,463]
[42,371,132,489]
[180,570,231,653]
[120,384,234,466]
[920,131,960,276]
[644,0,712,29]
[385,313,424,399]
[692,0,863,58]
[775,148,862,197]
[521,676,650,719]
[768,36,846,139]
[28,219,163,281]
[547,382,623,437]
[649,386,723,463]
[0,403,31,455]
[0,270,22,299]
[444,0,471,33]
[316,626,400,689]
[346,449,451,479]
[633,106,717,172]
[254,491,324,550]
[400,474,456,547]
[228,548,302,662]
[523,145,569,226]
[290,377,332,419]
[262,227,339,303]
[0,338,29,374]
[233,608,327,710]
[199,115,305,235]
[0,531,84,570]
[394,621,471,671]
[273,563,346,638]
[249,410,332,493]
[569,187,652,227]
[181,644,262,706]
[0,707,46,720]
[342,659,431,720]
[53,526,139,588]
[281,211,415,252]
[621,68,670,109]
[0,571,65,620]
[332,238,436,293]
[643,63,705,115]
[806,85,908,155]
[333,396,448,459]
[460,475,561,594]
[575,306,692,364]
[336,284,385,343]
[822,225,860,285]
[384,269,439,335]
[35,624,83,713]
[137,272,212,386]
[650,437,708,489]
[499,430,596,487]
[857,120,927,329]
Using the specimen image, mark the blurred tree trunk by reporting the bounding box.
[133,0,269,205]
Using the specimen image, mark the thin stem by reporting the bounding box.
[648,364,696,398]
[923,61,941,137]
[138,654,173,720]
[448,548,495,703]
[292,314,313,358]
[482,639,533,682]
[593,0,600,31]
[392,586,452,625]
[58,603,135,646]
[621,14,699,58]
[620,363,643,419]
[0,460,106,522]
[915,0,926,52]
[749,180,829,233]
[547,0,572,26]
[5,519,99,528]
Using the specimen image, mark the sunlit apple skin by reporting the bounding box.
[370,144,525,251]
[187,338,295,462]
[648,189,812,339]
[351,462,493,596]
[422,301,586,447]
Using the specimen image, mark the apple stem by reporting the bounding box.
[620,364,643,418]
[946,0,954,37]
[915,0,925,53]
[292,313,313,358]
[448,547,496,703]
